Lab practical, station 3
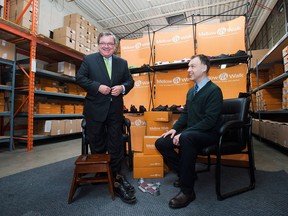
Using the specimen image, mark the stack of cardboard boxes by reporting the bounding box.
[282,46,288,110]
[133,111,178,179]
[8,0,32,30]
[53,13,98,55]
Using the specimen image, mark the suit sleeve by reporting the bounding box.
[121,59,134,95]
[76,55,101,96]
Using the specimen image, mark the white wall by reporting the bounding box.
[39,0,103,37]
[0,0,103,37]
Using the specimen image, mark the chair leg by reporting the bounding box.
[68,170,78,204]
[215,152,256,201]
[107,167,115,200]
[127,140,133,170]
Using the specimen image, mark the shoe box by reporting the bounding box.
[145,112,180,136]
[144,111,172,122]
[133,153,164,179]
[143,136,161,155]
[124,113,146,152]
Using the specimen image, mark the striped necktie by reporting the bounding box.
[105,58,111,79]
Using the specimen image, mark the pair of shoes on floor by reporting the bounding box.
[169,191,196,209]
[114,174,136,204]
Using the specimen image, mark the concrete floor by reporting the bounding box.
[0,136,287,178]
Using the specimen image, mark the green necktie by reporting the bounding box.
[105,58,111,79]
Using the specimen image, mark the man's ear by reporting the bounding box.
[203,65,207,73]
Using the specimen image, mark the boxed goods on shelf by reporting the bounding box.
[8,0,32,29]
[0,92,5,112]
[0,39,15,61]
[44,61,76,77]
[53,26,76,40]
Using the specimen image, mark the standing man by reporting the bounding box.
[155,54,223,209]
[76,32,135,204]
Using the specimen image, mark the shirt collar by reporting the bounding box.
[196,77,209,90]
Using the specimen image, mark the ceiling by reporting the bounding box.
[71,0,277,43]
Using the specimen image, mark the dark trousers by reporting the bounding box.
[85,104,123,175]
[155,130,219,194]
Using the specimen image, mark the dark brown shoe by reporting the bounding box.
[169,191,196,209]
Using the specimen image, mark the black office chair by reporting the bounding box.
[199,97,255,200]
[81,117,133,170]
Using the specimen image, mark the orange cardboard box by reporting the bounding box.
[146,121,171,136]
[124,114,146,152]
[143,136,161,155]
[144,111,172,122]
[133,153,163,168]
[133,167,164,179]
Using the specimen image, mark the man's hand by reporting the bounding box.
[111,85,123,96]
[172,134,181,146]
[98,85,111,95]
[161,129,177,138]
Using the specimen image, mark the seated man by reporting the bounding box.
[155,54,223,209]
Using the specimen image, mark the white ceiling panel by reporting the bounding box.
[72,0,277,41]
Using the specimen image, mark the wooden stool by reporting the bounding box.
[68,154,115,204]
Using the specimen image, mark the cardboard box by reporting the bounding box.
[282,45,288,57]
[53,37,76,49]
[143,136,161,155]
[0,39,15,61]
[64,13,86,26]
[146,121,171,136]
[278,123,288,148]
[63,105,75,114]
[133,153,163,168]
[44,61,76,77]
[144,111,172,122]
[124,114,146,152]
[53,26,76,40]
[64,119,77,134]
[34,120,65,136]
[133,167,164,179]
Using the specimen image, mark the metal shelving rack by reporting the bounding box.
[0,0,84,151]
[251,32,288,120]
[0,57,16,150]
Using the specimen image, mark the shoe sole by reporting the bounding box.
[115,192,137,204]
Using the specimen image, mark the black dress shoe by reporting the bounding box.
[169,191,196,209]
[114,182,137,204]
[115,174,135,193]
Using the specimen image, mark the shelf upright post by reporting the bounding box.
[27,0,39,151]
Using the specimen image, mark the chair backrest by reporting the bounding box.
[220,97,251,151]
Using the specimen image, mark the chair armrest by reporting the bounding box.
[219,120,250,135]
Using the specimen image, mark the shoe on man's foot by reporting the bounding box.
[115,174,135,194]
[114,182,137,204]
[169,191,196,209]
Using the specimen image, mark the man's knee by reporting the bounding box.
[155,138,164,150]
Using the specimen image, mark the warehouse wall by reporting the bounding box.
[0,0,103,37]
[39,0,102,38]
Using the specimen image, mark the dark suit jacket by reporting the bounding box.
[76,52,134,122]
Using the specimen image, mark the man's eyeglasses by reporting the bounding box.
[99,42,115,47]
